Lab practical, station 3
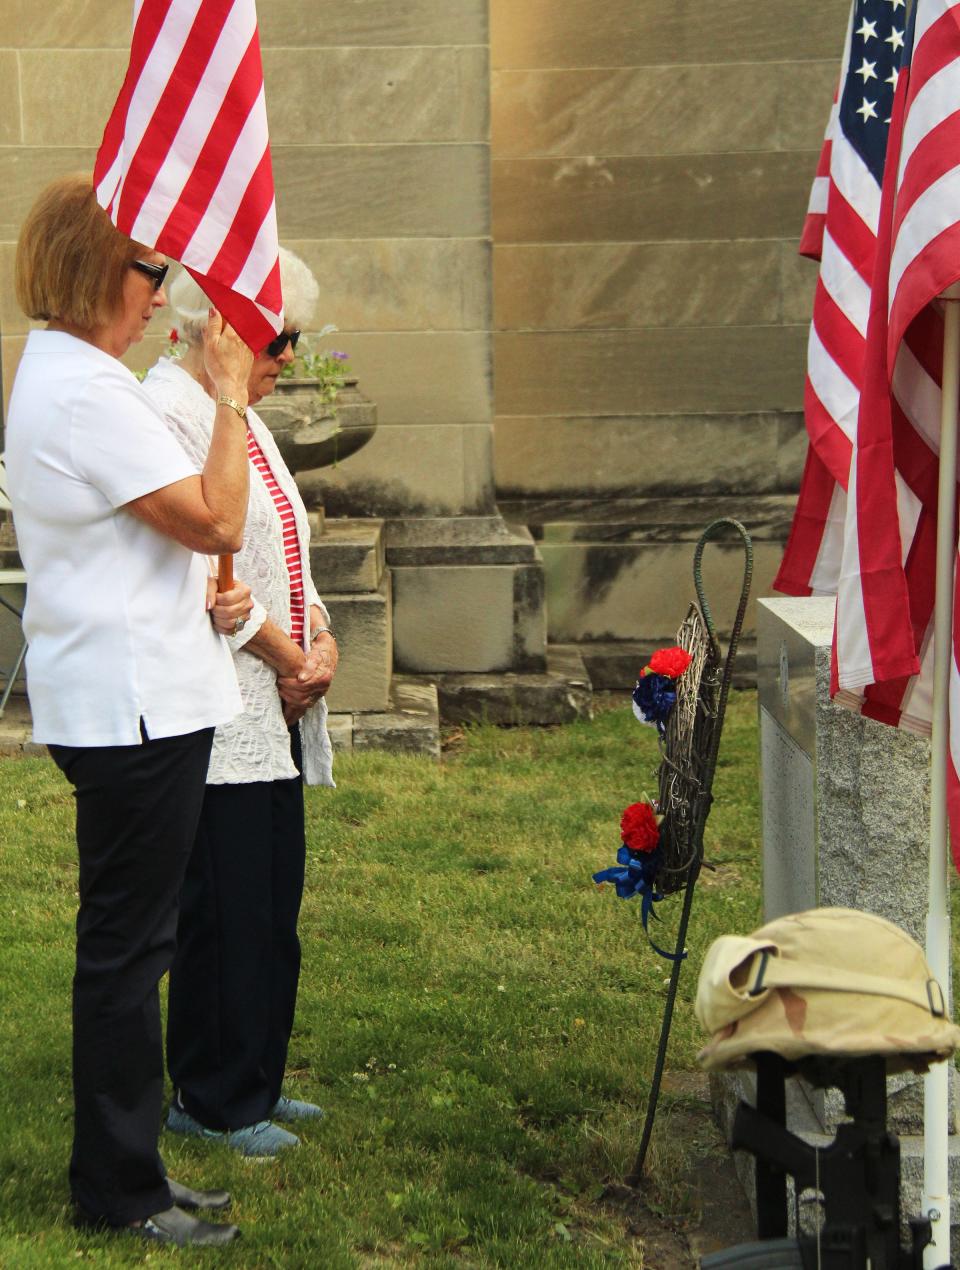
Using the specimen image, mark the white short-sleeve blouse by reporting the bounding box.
[5,330,242,746]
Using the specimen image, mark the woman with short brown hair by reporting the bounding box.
[6,173,253,1247]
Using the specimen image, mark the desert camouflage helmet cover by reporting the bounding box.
[695,907,960,1074]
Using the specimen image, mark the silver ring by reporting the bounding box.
[233,616,246,634]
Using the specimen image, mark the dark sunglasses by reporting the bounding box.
[263,329,300,359]
[130,260,169,291]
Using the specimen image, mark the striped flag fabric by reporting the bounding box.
[775,0,905,597]
[832,0,960,864]
[94,0,282,351]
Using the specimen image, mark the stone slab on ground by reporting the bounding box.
[336,676,440,758]
[0,695,46,756]
[432,644,592,725]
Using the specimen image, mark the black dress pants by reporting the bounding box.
[167,727,306,1131]
[49,726,214,1226]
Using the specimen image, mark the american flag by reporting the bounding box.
[774,0,906,596]
[832,0,960,864]
[94,0,282,350]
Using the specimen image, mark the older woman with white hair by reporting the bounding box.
[141,248,338,1158]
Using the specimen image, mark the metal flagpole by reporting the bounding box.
[923,282,960,1268]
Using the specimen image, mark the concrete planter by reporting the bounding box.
[254,376,377,474]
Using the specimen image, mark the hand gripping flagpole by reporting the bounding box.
[923,281,960,1268]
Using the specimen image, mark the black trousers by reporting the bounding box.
[166,728,306,1131]
[49,726,214,1226]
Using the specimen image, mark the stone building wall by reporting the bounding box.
[0,0,855,690]
[0,0,493,522]
[490,0,849,665]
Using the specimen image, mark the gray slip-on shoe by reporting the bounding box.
[140,1205,240,1246]
[167,1178,231,1211]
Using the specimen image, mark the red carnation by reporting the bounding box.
[168,328,179,344]
[647,646,692,679]
[620,801,660,854]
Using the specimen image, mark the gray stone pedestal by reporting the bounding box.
[713,595,960,1238]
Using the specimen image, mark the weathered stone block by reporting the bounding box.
[297,423,496,518]
[501,494,796,543]
[285,238,491,333]
[493,64,832,159]
[352,677,440,758]
[462,426,496,517]
[1,0,129,48]
[0,54,22,146]
[19,51,126,146]
[310,519,384,594]
[0,146,96,239]
[492,152,818,244]
[494,242,782,331]
[780,241,821,325]
[539,537,781,644]
[324,711,353,754]
[322,576,392,713]
[1,241,27,337]
[434,644,591,725]
[264,48,488,145]
[385,515,539,566]
[260,0,488,49]
[491,0,848,69]
[495,328,807,416]
[306,333,491,426]
[272,145,489,239]
[392,559,545,675]
[775,63,841,152]
[494,413,806,498]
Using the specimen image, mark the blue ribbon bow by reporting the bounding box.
[593,846,686,962]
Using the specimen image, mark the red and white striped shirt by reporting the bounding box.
[246,428,304,645]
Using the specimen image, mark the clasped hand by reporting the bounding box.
[278,638,338,725]
[205,576,253,635]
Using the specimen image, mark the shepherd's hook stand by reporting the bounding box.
[626,518,753,1188]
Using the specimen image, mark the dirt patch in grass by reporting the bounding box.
[596,1074,755,1267]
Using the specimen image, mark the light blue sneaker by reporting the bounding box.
[166,1098,299,1158]
[271,1095,324,1124]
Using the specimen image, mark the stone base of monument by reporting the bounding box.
[327,676,440,758]
[432,644,592,725]
[387,516,548,676]
[707,595,960,1239]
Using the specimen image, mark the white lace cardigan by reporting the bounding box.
[141,358,334,787]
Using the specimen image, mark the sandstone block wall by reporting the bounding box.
[490,0,850,636]
[0,0,494,520]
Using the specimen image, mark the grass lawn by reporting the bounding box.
[0,689,816,1265]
